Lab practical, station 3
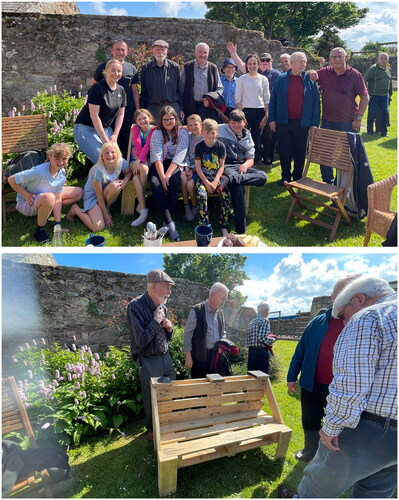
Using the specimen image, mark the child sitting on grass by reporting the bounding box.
[67,141,132,232]
[181,114,202,221]
[129,108,155,227]
[195,119,231,237]
[8,143,83,244]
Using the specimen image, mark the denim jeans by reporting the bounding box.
[74,123,113,164]
[297,414,397,498]
[367,95,389,136]
[320,119,354,184]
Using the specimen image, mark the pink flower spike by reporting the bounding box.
[55,370,60,379]
[22,105,26,111]
[41,338,46,345]
[42,422,51,429]
[12,356,18,363]
[73,335,77,341]
[121,432,126,437]
[18,346,23,351]
[54,84,57,91]
[74,399,79,405]
[67,373,72,382]
[72,344,77,351]
[27,370,33,379]
[12,107,17,112]
[25,343,30,349]
[79,83,83,89]
[32,339,37,346]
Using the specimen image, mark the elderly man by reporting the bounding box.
[309,47,369,183]
[269,52,320,185]
[246,302,274,374]
[181,43,224,122]
[279,276,397,498]
[364,52,393,137]
[218,109,267,234]
[183,282,229,378]
[279,53,291,73]
[286,274,360,462]
[92,39,139,158]
[127,269,176,441]
[140,40,182,123]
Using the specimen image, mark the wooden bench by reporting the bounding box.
[2,376,53,497]
[2,114,48,223]
[151,371,292,497]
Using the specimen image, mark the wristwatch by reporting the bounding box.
[355,114,363,120]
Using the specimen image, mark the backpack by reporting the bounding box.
[5,150,47,180]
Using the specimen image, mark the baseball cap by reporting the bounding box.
[260,53,272,60]
[151,40,169,48]
[221,58,238,72]
[146,269,175,285]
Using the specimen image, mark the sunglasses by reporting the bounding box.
[261,58,271,62]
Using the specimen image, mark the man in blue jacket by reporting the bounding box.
[269,52,320,186]
[286,274,360,461]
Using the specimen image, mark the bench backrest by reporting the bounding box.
[151,373,281,428]
[2,114,48,155]
[305,127,352,173]
[2,376,37,448]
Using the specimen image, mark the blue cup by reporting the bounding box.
[85,234,106,247]
[195,225,213,247]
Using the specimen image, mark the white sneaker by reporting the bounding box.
[184,204,194,221]
[131,209,149,227]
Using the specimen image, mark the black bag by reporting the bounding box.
[5,150,47,179]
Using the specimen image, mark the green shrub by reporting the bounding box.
[9,340,142,447]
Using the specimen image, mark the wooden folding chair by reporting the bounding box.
[363,173,397,246]
[2,376,53,497]
[2,114,48,223]
[284,128,353,242]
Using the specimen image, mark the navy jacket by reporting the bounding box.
[287,308,333,392]
[268,70,320,128]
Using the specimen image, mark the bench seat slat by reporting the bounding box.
[161,413,275,444]
[159,423,292,461]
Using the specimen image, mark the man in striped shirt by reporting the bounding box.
[246,302,273,374]
[279,276,397,498]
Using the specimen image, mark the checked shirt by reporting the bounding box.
[246,314,272,348]
[323,292,397,436]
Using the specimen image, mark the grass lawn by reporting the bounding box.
[2,93,396,247]
[47,341,317,498]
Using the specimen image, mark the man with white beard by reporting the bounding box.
[140,40,183,123]
[127,269,176,441]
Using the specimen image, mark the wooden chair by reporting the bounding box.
[2,114,48,223]
[363,173,397,246]
[2,376,53,497]
[284,128,353,242]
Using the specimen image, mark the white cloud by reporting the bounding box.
[158,2,186,17]
[91,2,128,16]
[238,254,397,316]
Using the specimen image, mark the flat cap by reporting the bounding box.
[146,269,175,285]
[152,39,169,48]
[260,52,272,60]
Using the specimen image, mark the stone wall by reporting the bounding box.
[1,2,80,15]
[1,12,315,113]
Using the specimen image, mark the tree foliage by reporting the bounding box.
[163,254,248,292]
[359,41,391,54]
[205,2,368,47]
[312,30,349,59]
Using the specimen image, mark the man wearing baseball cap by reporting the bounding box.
[127,269,176,441]
[140,40,183,123]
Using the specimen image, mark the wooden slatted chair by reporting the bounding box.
[284,128,353,242]
[2,376,53,497]
[2,114,48,223]
[363,173,397,246]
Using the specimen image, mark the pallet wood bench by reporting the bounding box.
[151,371,292,497]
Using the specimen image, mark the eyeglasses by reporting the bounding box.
[261,58,271,62]
[162,117,175,122]
[336,312,345,320]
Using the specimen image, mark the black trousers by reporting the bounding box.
[276,119,309,182]
[191,349,214,379]
[300,382,329,456]
[149,159,181,224]
[223,165,267,233]
[261,121,277,162]
[247,347,270,374]
[243,108,265,164]
[194,101,222,123]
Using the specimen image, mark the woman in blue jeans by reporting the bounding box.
[74,59,127,164]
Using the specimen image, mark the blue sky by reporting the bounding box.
[53,252,397,314]
[77,1,397,51]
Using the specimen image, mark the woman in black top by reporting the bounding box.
[74,59,127,163]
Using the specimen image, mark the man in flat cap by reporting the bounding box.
[140,40,183,123]
[127,269,176,441]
